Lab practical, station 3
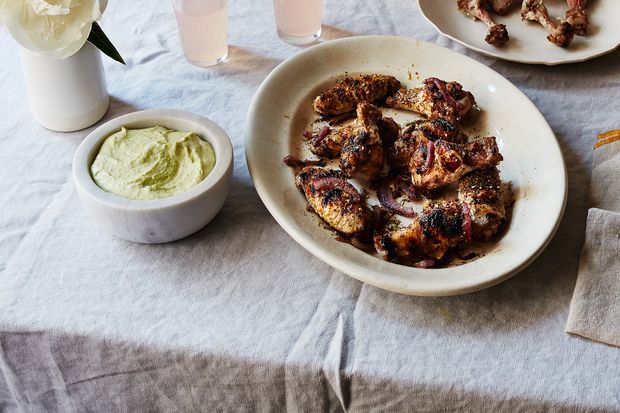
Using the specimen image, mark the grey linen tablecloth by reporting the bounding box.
[1,1,620,412]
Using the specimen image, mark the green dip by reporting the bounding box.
[90,126,216,200]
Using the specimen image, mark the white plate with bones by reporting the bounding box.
[418,0,620,65]
[245,36,566,296]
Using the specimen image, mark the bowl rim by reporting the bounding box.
[73,109,233,211]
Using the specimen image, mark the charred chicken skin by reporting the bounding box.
[375,201,467,261]
[295,166,371,235]
[312,74,401,116]
[458,167,506,241]
[565,0,588,36]
[414,117,465,144]
[290,72,510,268]
[375,169,508,262]
[307,125,355,158]
[409,134,503,190]
[457,0,510,46]
[521,0,575,47]
[391,117,465,172]
[386,78,476,122]
[339,103,387,182]
[308,106,400,159]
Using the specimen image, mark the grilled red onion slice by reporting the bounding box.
[377,179,417,218]
[312,126,332,147]
[414,259,436,269]
[312,177,361,202]
[397,177,417,200]
[424,140,435,171]
[462,203,472,243]
[283,155,305,168]
[351,234,375,252]
[425,77,460,114]
[319,126,331,138]
[283,156,324,168]
[337,233,374,252]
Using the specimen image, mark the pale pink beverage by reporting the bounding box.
[273,0,323,45]
[172,0,228,67]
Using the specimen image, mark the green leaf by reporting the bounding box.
[88,21,125,65]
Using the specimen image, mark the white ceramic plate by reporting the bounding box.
[245,36,566,296]
[418,0,620,65]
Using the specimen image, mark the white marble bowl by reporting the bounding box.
[73,109,233,243]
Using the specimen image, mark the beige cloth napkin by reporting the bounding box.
[566,130,620,346]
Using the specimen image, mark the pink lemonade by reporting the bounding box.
[173,0,228,67]
[273,0,323,45]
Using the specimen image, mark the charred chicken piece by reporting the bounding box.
[377,114,401,147]
[391,128,425,173]
[410,135,503,190]
[339,103,386,182]
[416,116,465,144]
[375,201,466,261]
[312,74,401,116]
[295,166,371,235]
[390,117,465,172]
[386,78,476,122]
[490,0,517,15]
[375,168,510,262]
[521,0,574,47]
[308,106,400,159]
[565,0,588,36]
[458,167,507,241]
[307,125,355,158]
[457,0,510,46]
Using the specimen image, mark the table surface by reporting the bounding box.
[1,1,620,411]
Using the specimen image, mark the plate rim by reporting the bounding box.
[416,0,620,66]
[245,35,567,296]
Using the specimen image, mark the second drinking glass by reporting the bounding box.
[172,0,228,67]
[272,0,323,46]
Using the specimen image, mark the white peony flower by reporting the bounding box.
[0,0,106,59]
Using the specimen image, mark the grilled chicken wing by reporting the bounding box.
[390,117,465,172]
[313,74,401,116]
[308,108,400,159]
[339,103,386,182]
[350,102,400,146]
[565,0,588,36]
[295,166,371,235]
[386,78,476,122]
[457,0,510,46]
[375,168,510,262]
[414,117,465,144]
[410,135,503,190]
[522,0,574,47]
[375,201,466,261]
[307,125,355,158]
[458,167,507,240]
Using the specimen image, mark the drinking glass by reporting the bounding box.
[172,0,228,67]
[272,0,323,46]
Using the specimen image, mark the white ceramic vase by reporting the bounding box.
[19,42,109,132]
